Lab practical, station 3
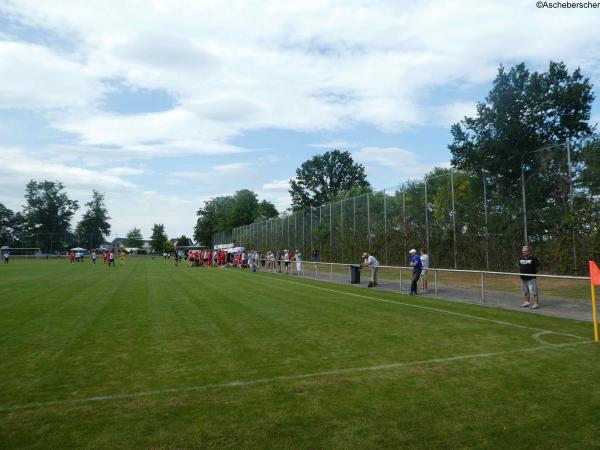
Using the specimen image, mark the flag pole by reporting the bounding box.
[592,283,599,343]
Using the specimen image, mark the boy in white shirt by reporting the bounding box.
[420,248,429,293]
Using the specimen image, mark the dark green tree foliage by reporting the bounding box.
[150,224,168,253]
[22,180,79,251]
[125,227,144,248]
[194,190,278,247]
[450,61,594,182]
[580,137,600,195]
[0,204,26,246]
[76,190,111,249]
[176,235,192,247]
[254,200,278,222]
[289,150,370,210]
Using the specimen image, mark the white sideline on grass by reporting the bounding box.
[264,275,588,341]
[0,340,592,413]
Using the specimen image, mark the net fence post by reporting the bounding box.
[450,169,457,268]
[399,267,403,292]
[434,269,438,296]
[367,193,371,252]
[402,187,407,266]
[384,189,388,265]
[521,165,528,245]
[566,138,576,270]
[482,169,489,270]
[340,200,344,263]
[424,177,429,254]
[480,271,485,304]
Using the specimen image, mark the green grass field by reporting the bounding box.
[1,258,599,449]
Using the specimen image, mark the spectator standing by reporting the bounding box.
[293,250,303,275]
[284,249,291,274]
[362,252,379,287]
[312,248,318,263]
[519,245,540,309]
[420,248,429,293]
[3,250,9,264]
[409,249,422,295]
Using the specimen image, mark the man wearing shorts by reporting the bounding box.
[519,245,540,309]
[3,251,9,264]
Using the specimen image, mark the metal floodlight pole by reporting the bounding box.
[482,169,489,270]
[329,203,332,249]
[340,200,344,263]
[353,196,356,234]
[310,207,313,251]
[384,189,388,264]
[521,165,528,245]
[303,209,305,251]
[402,187,407,265]
[450,169,457,269]
[424,177,429,253]
[367,193,371,252]
[566,138,576,269]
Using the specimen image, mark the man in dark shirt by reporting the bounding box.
[519,245,540,309]
[409,249,422,296]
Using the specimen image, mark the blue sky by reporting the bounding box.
[0,0,599,239]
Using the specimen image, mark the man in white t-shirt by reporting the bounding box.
[284,249,291,274]
[362,252,379,287]
[420,248,429,293]
[3,251,9,264]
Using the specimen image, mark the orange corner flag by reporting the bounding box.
[590,261,600,286]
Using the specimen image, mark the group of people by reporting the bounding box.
[361,248,429,296]
[362,245,541,308]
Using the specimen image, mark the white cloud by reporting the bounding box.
[0,40,101,109]
[353,146,450,184]
[434,102,478,127]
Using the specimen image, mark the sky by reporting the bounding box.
[0,0,599,240]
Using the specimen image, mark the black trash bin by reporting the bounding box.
[350,264,361,284]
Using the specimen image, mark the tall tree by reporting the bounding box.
[289,150,370,210]
[22,180,79,251]
[194,196,236,246]
[194,191,279,246]
[0,203,25,246]
[125,227,144,248]
[449,61,594,184]
[76,190,111,249]
[230,189,259,227]
[150,224,168,253]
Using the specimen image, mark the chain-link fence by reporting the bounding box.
[215,142,599,275]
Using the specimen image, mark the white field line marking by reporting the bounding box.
[261,275,587,340]
[0,340,592,413]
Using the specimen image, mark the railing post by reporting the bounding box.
[399,267,403,292]
[330,263,333,280]
[480,271,485,304]
[434,269,438,296]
